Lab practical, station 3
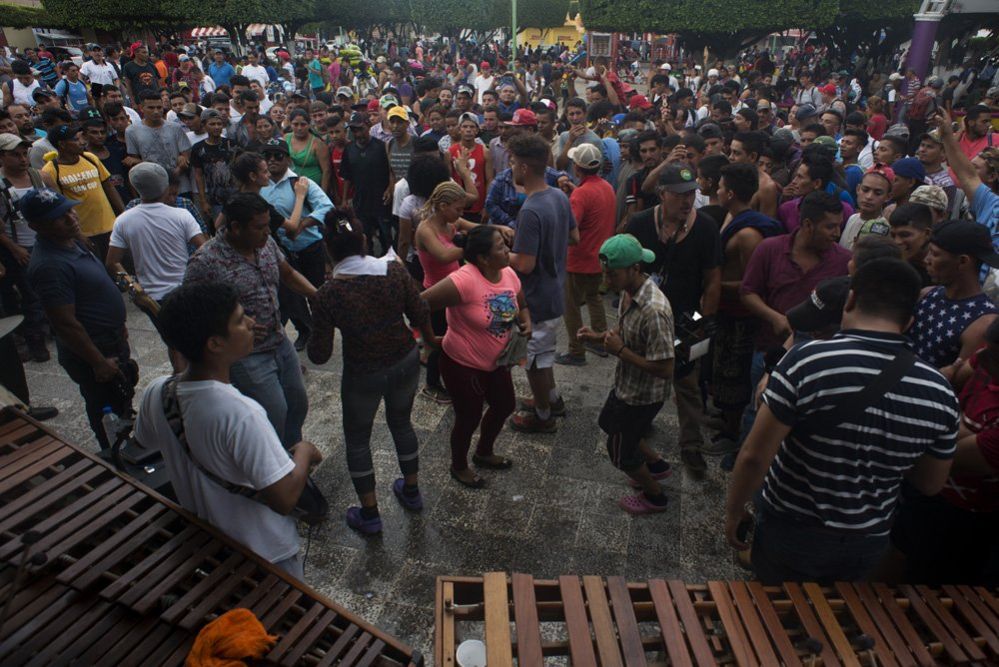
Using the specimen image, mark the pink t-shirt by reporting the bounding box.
[443,264,521,371]
[417,225,460,288]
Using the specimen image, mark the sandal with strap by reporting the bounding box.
[450,468,487,489]
[472,454,513,470]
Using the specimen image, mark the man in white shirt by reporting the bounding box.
[473,62,495,105]
[105,162,205,370]
[80,45,120,88]
[134,282,323,579]
[240,52,269,90]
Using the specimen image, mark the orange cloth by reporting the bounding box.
[186,608,278,667]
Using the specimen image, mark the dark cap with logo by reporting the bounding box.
[930,220,999,268]
[657,163,699,193]
[786,276,851,332]
[347,111,369,127]
[18,188,80,222]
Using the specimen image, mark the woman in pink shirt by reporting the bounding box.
[422,225,531,488]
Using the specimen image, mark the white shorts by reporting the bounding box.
[527,317,559,369]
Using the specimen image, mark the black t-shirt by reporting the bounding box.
[122,60,160,96]
[102,137,130,203]
[624,168,656,213]
[340,138,391,217]
[190,138,236,205]
[698,204,726,230]
[625,207,722,319]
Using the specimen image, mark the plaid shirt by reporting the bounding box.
[614,276,674,405]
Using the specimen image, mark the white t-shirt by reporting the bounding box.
[473,74,495,105]
[9,78,40,107]
[134,377,299,563]
[2,183,37,247]
[241,64,269,89]
[391,178,409,218]
[108,202,203,299]
[123,105,142,126]
[80,60,118,87]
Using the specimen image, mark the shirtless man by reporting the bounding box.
[729,131,778,218]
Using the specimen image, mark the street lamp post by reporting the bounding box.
[511,0,517,59]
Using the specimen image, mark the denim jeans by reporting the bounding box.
[278,240,328,338]
[738,350,768,445]
[341,347,421,496]
[230,336,308,448]
[751,502,889,585]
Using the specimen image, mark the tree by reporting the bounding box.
[0,3,64,29]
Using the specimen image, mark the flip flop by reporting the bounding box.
[472,454,513,470]
[450,468,487,489]
[618,493,668,515]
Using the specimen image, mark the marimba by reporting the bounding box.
[436,572,999,666]
[0,408,424,666]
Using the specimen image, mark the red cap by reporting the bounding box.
[480,61,490,69]
[129,41,144,57]
[505,108,538,127]
[458,58,467,66]
[629,95,652,110]
[865,164,896,185]
[366,99,380,112]
[819,84,837,96]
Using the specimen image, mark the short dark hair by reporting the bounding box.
[843,128,869,145]
[845,111,867,126]
[138,90,160,104]
[675,88,693,101]
[636,130,661,147]
[587,100,615,123]
[230,74,250,88]
[698,154,730,186]
[878,135,907,156]
[454,224,499,265]
[966,104,991,121]
[650,74,669,87]
[713,100,732,115]
[853,234,902,266]
[799,190,843,226]
[681,132,706,154]
[889,202,934,230]
[850,257,922,326]
[507,133,550,175]
[158,283,240,363]
[223,192,270,226]
[720,163,758,203]
[801,122,826,136]
[732,131,765,158]
[736,108,758,130]
[407,154,450,199]
[821,109,843,124]
[566,97,587,112]
[231,151,264,185]
[801,153,835,186]
[240,90,259,103]
[40,107,72,127]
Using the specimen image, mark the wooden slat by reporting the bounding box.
[583,575,624,667]
[69,509,178,589]
[260,589,303,629]
[160,551,245,623]
[99,524,207,599]
[606,576,647,667]
[58,503,167,585]
[0,458,96,522]
[707,580,758,667]
[512,573,544,665]
[942,584,999,658]
[316,626,362,667]
[355,638,387,667]
[0,443,85,496]
[899,584,968,664]
[667,579,715,667]
[914,584,985,662]
[647,579,692,667]
[559,576,597,667]
[123,539,225,614]
[834,583,899,667]
[745,582,801,667]
[871,583,935,667]
[267,601,325,663]
[852,583,920,667]
[483,572,514,666]
[802,582,860,667]
[339,630,373,666]
[784,582,841,667]
[282,608,340,666]
[437,579,456,667]
[728,581,779,666]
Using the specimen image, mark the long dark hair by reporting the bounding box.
[323,208,366,262]
[454,224,498,266]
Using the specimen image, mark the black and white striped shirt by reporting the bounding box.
[761,330,958,535]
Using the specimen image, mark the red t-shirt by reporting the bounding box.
[866,114,888,142]
[567,175,615,274]
[449,142,486,214]
[941,350,999,512]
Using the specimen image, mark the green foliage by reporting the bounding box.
[837,0,919,21]
[0,3,63,29]
[578,0,839,34]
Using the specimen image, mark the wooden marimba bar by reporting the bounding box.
[0,408,423,666]
[436,572,999,666]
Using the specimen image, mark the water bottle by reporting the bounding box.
[101,406,124,447]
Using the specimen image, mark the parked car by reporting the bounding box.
[46,45,84,66]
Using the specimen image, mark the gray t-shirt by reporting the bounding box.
[125,121,193,193]
[512,186,576,322]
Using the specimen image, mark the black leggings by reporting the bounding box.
[439,352,515,471]
[425,309,448,390]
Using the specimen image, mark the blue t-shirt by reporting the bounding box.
[844,164,864,203]
[55,79,89,111]
[512,186,577,322]
[973,183,999,244]
[208,61,235,87]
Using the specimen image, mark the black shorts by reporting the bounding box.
[598,390,663,471]
[711,314,757,411]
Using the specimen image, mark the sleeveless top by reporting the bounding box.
[286,134,322,184]
[449,142,486,214]
[911,286,997,367]
[417,222,460,289]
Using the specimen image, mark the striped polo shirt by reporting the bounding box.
[761,329,959,535]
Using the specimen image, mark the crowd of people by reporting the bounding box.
[1,35,999,586]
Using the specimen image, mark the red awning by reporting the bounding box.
[190,27,228,38]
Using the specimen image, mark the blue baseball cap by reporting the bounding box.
[18,188,80,223]
[890,157,926,183]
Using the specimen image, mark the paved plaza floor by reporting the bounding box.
[23,297,744,656]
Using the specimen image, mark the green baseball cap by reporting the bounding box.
[599,234,655,269]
